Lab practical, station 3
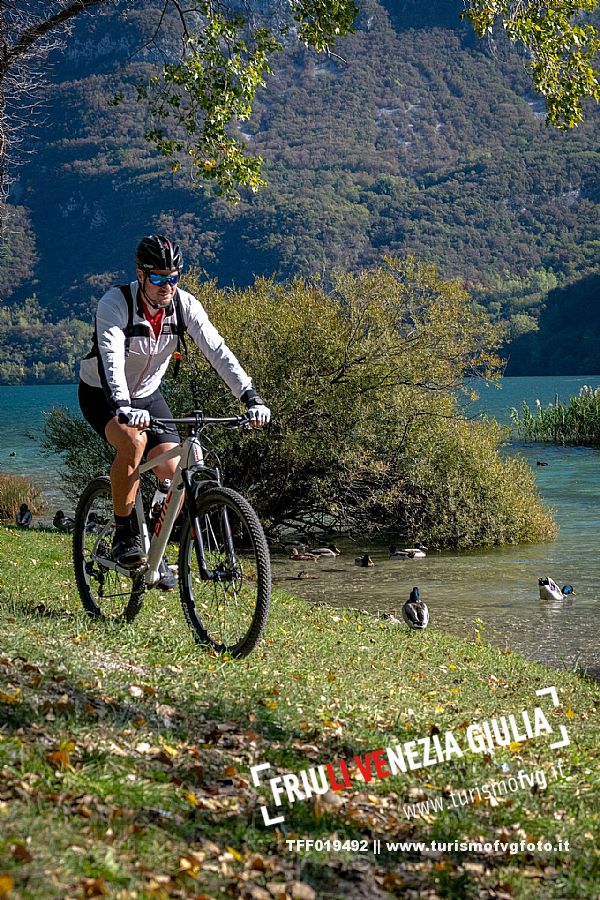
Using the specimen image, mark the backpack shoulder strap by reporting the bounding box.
[117,284,135,353]
[172,289,188,378]
[173,289,187,336]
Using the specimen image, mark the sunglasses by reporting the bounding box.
[148,273,179,286]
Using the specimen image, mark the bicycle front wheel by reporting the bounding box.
[73,476,145,623]
[178,486,271,658]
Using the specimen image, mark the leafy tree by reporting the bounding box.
[0,296,91,383]
[466,0,600,128]
[0,0,358,207]
[0,0,598,207]
[43,256,556,548]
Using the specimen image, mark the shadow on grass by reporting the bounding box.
[0,645,581,898]
[582,665,600,683]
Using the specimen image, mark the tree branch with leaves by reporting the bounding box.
[465,0,600,127]
[0,0,598,210]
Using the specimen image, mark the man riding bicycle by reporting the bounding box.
[78,234,270,590]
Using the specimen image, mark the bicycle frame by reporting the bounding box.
[91,415,243,588]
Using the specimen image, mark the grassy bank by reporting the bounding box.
[0,526,598,899]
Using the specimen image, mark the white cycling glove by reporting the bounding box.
[116,406,151,429]
[240,388,271,427]
[246,403,271,426]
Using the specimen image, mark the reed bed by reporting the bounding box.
[0,472,46,519]
[511,385,600,445]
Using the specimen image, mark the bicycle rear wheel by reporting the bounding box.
[178,485,271,658]
[73,476,145,623]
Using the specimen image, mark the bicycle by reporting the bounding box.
[72,412,271,659]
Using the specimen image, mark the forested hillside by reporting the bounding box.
[1,0,599,382]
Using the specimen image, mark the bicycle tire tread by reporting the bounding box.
[73,476,144,623]
[178,485,271,658]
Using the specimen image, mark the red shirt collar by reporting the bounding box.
[142,301,165,340]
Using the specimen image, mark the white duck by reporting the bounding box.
[402,586,430,630]
[389,543,427,559]
[310,544,341,557]
[538,577,575,601]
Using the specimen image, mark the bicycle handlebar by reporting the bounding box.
[117,410,251,430]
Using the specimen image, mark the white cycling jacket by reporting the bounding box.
[79,282,253,411]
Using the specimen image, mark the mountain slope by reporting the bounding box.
[1,0,599,380]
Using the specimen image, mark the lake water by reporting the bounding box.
[0,383,79,505]
[1,378,600,675]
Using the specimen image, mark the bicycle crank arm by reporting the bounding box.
[91,554,147,578]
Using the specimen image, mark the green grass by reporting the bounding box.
[0,525,599,899]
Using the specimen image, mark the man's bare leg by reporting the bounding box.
[105,417,148,565]
[146,442,179,484]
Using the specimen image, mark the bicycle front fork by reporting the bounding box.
[182,471,236,582]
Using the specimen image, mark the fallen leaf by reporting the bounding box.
[22,663,41,674]
[12,844,32,863]
[0,690,21,705]
[288,883,316,900]
[382,872,405,890]
[159,742,178,759]
[240,887,271,900]
[0,875,13,899]
[248,854,270,872]
[464,862,486,875]
[47,740,76,770]
[81,877,108,897]
[522,867,544,879]
[178,855,202,876]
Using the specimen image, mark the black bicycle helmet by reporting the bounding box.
[136,234,183,271]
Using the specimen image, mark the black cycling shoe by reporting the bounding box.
[112,531,147,568]
[157,557,177,591]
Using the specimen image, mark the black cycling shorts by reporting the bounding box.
[78,381,179,452]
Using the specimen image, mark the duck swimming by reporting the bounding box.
[389,544,427,559]
[538,576,574,601]
[354,554,374,567]
[284,541,309,553]
[310,544,341,557]
[289,547,317,561]
[402,586,430,630]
